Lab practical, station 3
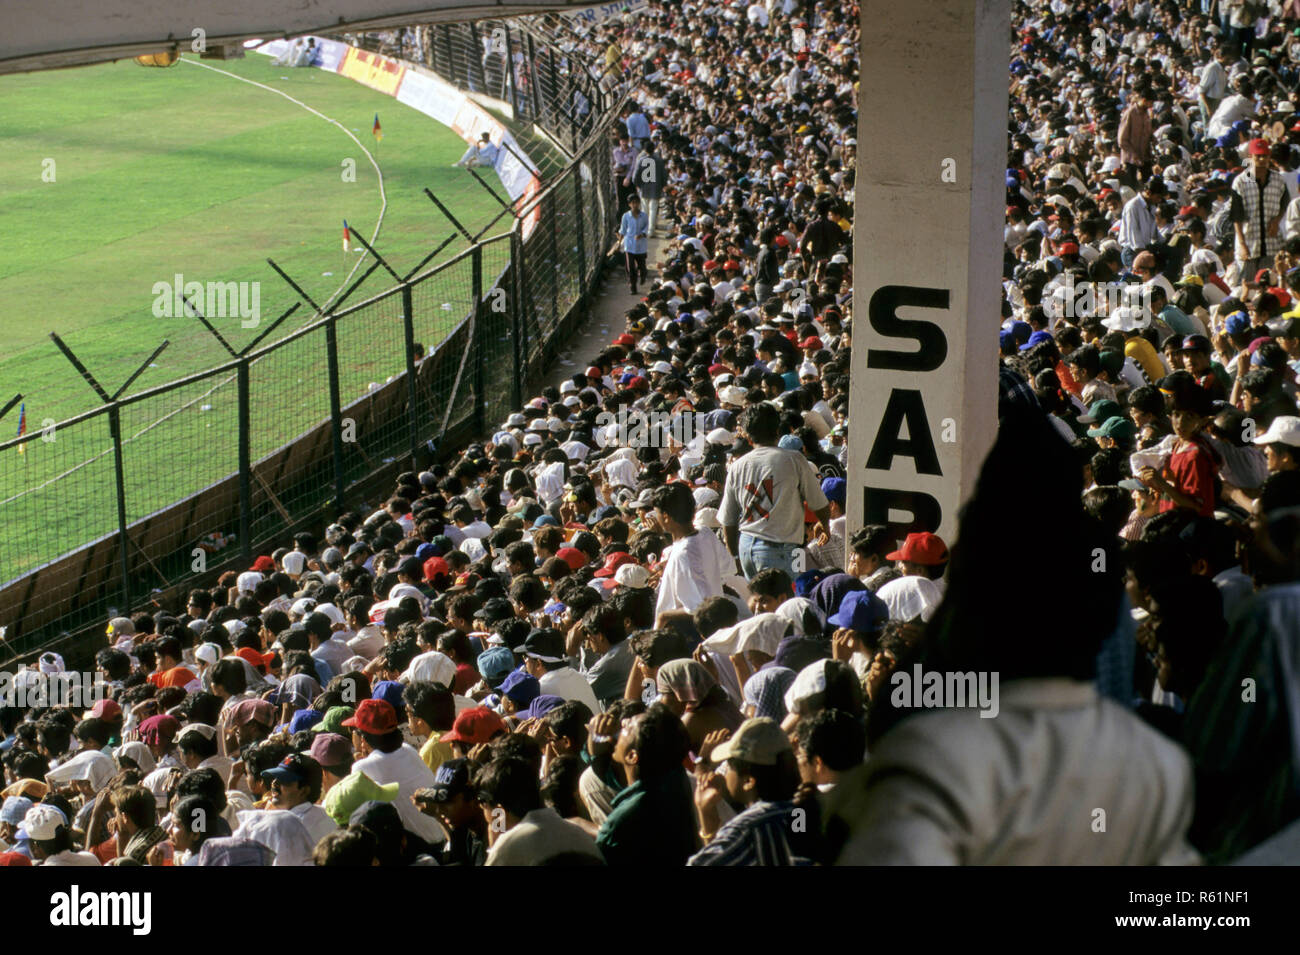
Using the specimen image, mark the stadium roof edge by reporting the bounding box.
[1,0,596,75]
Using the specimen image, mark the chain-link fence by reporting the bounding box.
[0,22,632,669]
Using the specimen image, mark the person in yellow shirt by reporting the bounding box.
[1102,305,1167,383]
[406,682,458,774]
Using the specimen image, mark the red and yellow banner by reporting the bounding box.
[337,47,407,96]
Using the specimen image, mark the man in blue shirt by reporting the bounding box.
[623,103,651,150]
[619,194,649,294]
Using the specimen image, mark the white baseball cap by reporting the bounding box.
[1253,415,1300,448]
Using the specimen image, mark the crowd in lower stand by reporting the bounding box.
[5,0,1300,866]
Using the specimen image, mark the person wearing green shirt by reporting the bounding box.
[596,703,697,866]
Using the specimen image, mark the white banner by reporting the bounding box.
[249,39,542,237]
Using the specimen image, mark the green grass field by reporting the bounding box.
[0,51,552,581]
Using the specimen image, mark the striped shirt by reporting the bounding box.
[1231,170,1289,259]
[687,800,808,866]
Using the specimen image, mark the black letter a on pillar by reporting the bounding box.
[866,389,942,475]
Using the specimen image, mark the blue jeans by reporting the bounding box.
[739,533,798,580]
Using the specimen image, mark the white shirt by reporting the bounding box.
[538,666,600,713]
[486,807,602,866]
[290,801,339,846]
[42,849,101,866]
[655,529,734,618]
[833,679,1198,865]
[353,745,441,844]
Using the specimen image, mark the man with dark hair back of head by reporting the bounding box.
[476,757,603,865]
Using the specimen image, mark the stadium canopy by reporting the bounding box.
[2,0,593,74]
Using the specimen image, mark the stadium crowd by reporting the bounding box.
[4,0,1300,866]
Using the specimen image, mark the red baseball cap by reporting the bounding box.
[723,260,741,271]
[1268,286,1293,308]
[87,699,122,721]
[586,364,605,377]
[251,555,275,573]
[1248,137,1271,157]
[628,376,649,389]
[703,259,719,271]
[341,699,399,735]
[441,706,507,745]
[423,556,450,583]
[774,235,789,247]
[593,552,638,578]
[555,546,587,572]
[800,336,824,350]
[1058,241,1079,255]
[886,532,949,566]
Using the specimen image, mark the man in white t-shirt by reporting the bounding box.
[652,483,735,617]
[345,700,443,845]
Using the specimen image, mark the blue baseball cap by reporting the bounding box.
[1225,311,1251,335]
[778,434,804,451]
[287,708,323,734]
[533,514,560,528]
[476,646,517,687]
[1020,329,1054,351]
[516,694,566,720]
[999,328,1016,349]
[371,680,405,713]
[821,477,846,506]
[794,569,829,598]
[827,590,890,635]
[0,797,32,826]
[499,670,541,707]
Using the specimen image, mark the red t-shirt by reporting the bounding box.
[1159,440,1216,517]
[149,666,198,690]
[453,663,478,696]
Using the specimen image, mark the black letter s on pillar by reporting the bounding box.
[866,285,948,372]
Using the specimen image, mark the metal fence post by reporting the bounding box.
[503,23,517,111]
[401,283,420,468]
[107,405,131,613]
[527,34,543,125]
[237,359,252,559]
[441,26,456,86]
[326,314,346,506]
[471,245,486,436]
[510,227,526,404]
[573,163,588,304]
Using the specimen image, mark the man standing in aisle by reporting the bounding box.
[629,142,666,238]
[1232,138,1290,290]
[719,402,831,580]
[620,193,649,295]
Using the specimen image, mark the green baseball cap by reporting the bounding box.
[1087,416,1138,441]
[311,705,355,736]
[1079,398,1122,425]
[323,769,400,826]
